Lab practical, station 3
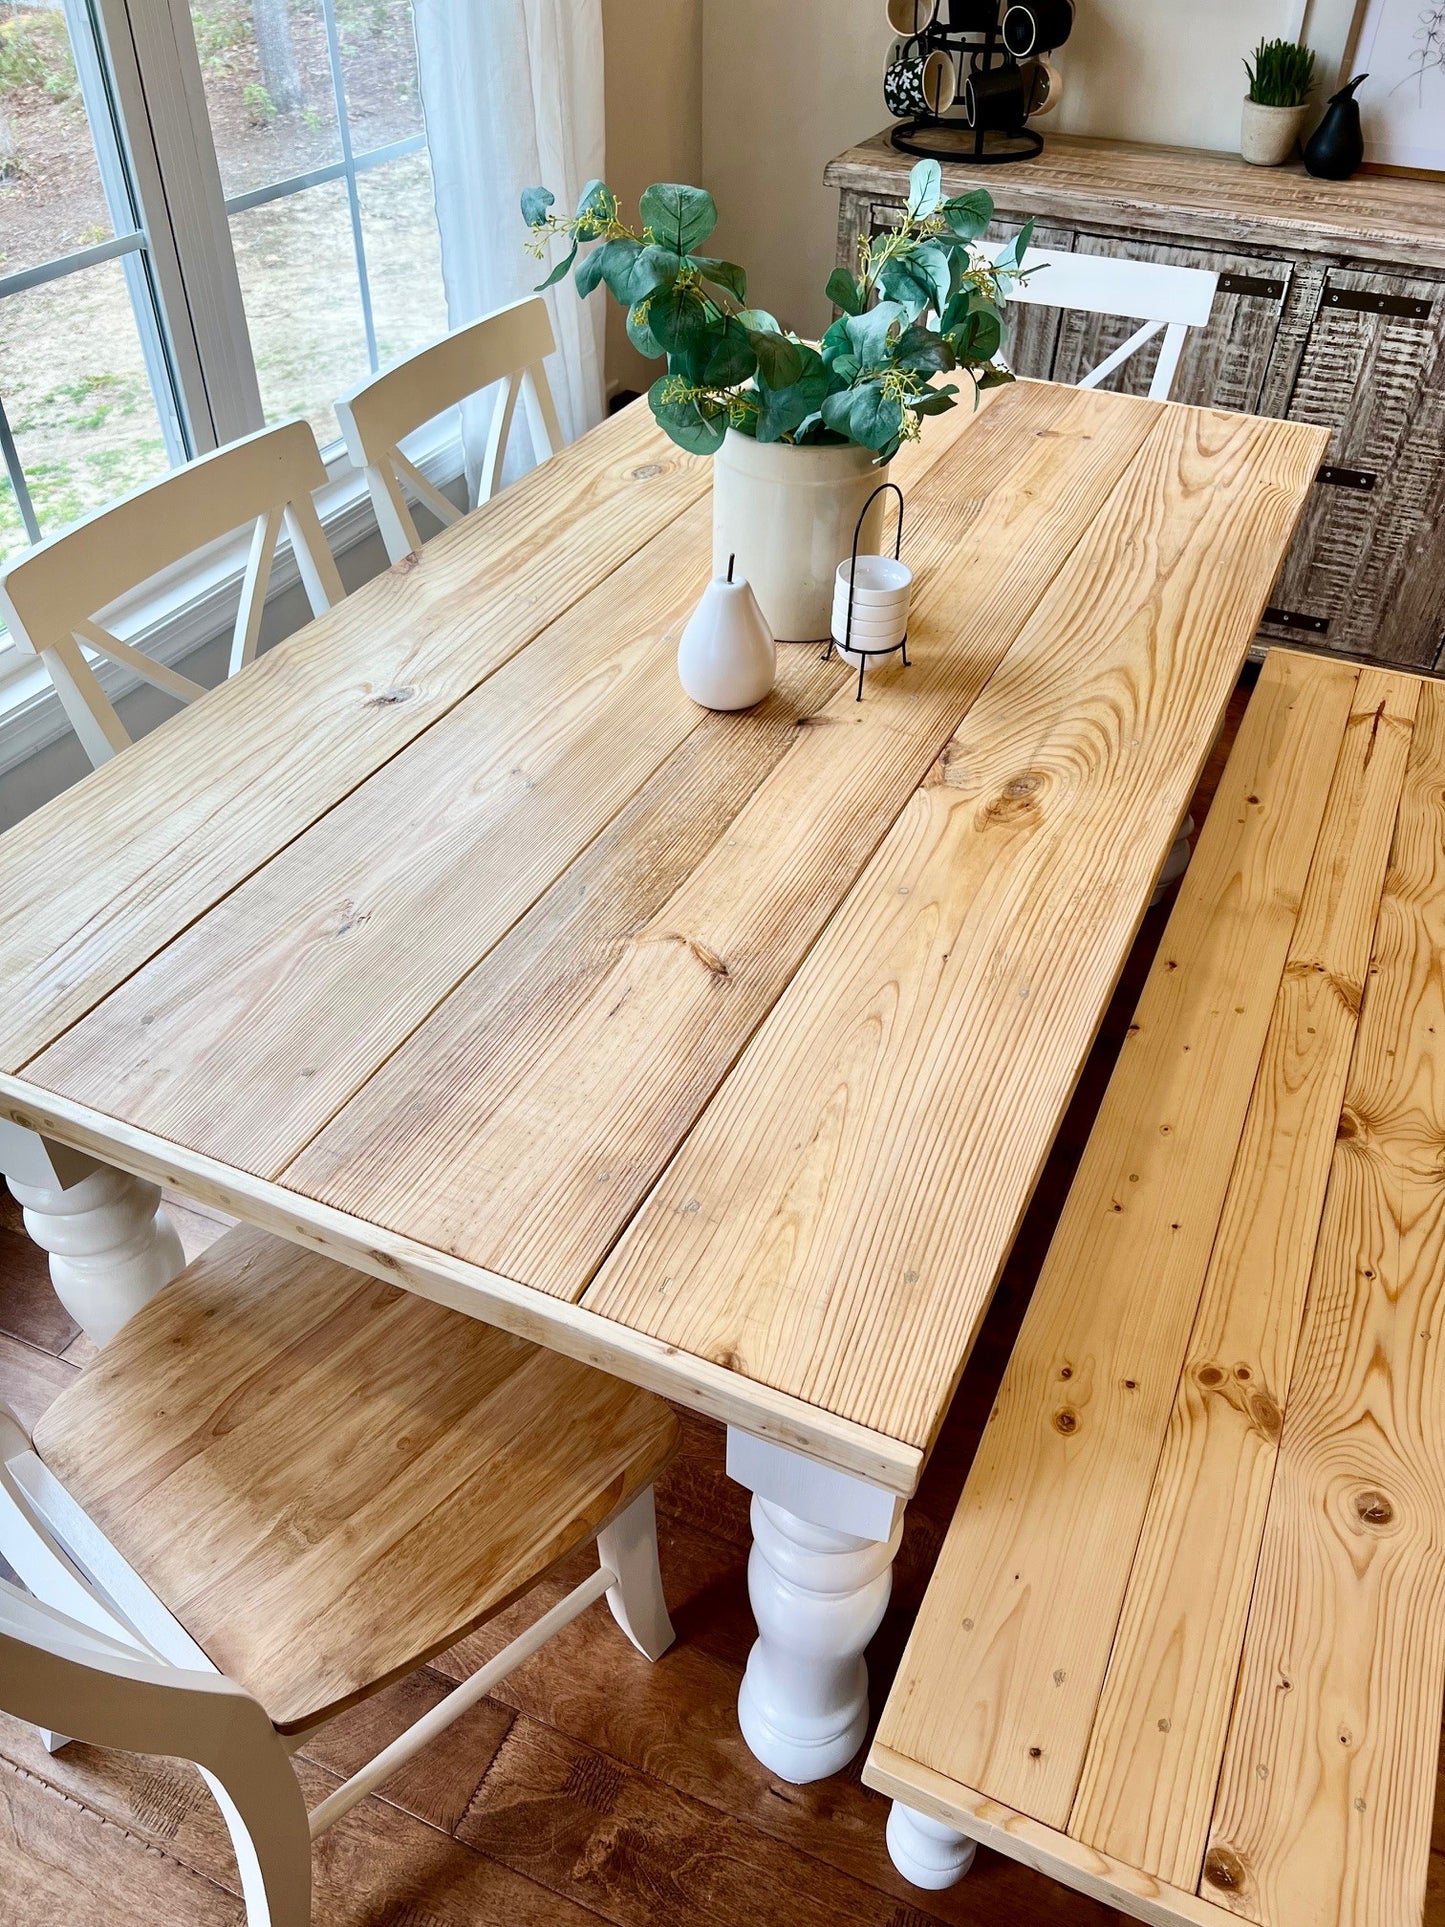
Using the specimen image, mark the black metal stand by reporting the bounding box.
[887,5,1044,166]
[824,483,910,704]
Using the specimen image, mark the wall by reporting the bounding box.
[601,0,704,395]
[700,0,1360,340]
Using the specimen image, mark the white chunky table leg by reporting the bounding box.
[886,1803,977,1889]
[0,1122,184,1346]
[726,1428,904,1784]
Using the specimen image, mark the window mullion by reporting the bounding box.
[108,0,264,449]
[319,0,378,373]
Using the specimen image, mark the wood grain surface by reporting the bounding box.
[1204,680,1445,1927]
[0,386,1326,1480]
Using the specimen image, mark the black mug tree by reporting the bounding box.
[885,0,1075,164]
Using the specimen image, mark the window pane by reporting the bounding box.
[358,150,446,371]
[0,259,173,568]
[189,0,340,199]
[0,0,119,276]
[230,178,366,446]
[337,0,424,153]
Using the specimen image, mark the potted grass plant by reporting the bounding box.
[1242,37,1317,166]
[523,162,1029,640]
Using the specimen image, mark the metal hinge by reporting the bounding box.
[1264,606,1331,634]
[1218,272,1286,300]
[1317,465,1377,490]
[1324,288,1433,321]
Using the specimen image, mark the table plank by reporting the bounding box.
[25,387,995,1174]
[868,648,1357,1822]
[0,406,707,1073]
[1070,667,1417,1889]
[286,382,1159,1288]
[587,407,1332,1451]
[1203,679,1445,1927]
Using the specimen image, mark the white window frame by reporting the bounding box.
[0,0,460,757]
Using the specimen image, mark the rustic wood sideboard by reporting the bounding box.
[827,132,1445,672]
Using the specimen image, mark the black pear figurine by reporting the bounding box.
[1304,73,1367,180]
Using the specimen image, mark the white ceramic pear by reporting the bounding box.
[676,559,776,712]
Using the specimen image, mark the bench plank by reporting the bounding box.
[1203,678,1445,1927]
[870,649,1360,1820]
[1070,667,1418,1888]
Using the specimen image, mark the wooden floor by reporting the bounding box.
[4,666,1444,1927]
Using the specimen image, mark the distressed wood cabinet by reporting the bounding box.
[828,132,1445,671]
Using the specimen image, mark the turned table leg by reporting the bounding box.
[726,1427,903,1784]
[0,1121,184,1347]
[886,1803,977,1888]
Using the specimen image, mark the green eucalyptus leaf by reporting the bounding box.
[649,375,729,455]
[912,384,960,415]
[639,182,718,254]
[627,300,664,359]
[948,306,1004,363]
[821,380,904,452]
[646,281,712,361]
[753,346,829,442]
[994,216,1035,275]
[520,185,554,228]
[690,255,748,303]
[575,179,617,222]
[623,243,681,303]
[906,158,943,219]
[843,301,906,368]
[748,327,805,391]
[825,266,865,316]
[891,322,955,374]
[535,237,578,290]
[941,188,993,239]
[574,242,612,298]
[977,364,1016,389]
[735,306,782,335]
[693,316,757,388]
[879,242,952,320]
[820,313,853,361]
[829,351,862,386]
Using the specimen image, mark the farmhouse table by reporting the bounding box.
[0,379,1326,1784]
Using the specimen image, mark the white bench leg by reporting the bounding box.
[0,1122,185,1347]
[886,1802,977,1889]
[726,1428,903,1784]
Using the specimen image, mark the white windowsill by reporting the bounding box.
[0,423,465,780]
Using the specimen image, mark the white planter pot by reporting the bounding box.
[712,431,891,642]
[1240,97,1309,166]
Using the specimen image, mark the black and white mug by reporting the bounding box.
[884,39,957,118]
[1002,0,1074,56]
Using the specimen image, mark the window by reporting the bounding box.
[0,0,449,580]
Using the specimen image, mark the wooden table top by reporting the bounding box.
[826,132,1445,274]
[868,648,1445,1925]
[0,382,1326,1494]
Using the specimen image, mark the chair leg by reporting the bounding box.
[597,1486,675,1661]
[203,1763,312,1927]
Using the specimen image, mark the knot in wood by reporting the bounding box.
[1355,1488,1394,1527]
[1197,1364,1225,1389]
[365,685,416,707]
[1203,1848,1247,1893]
[631,462,665,480]
[1053,1407,1079,1435]
[1249,1392,1283,1443]
[979,770,1046,827]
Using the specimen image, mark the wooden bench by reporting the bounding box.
[865,647,1445,1927]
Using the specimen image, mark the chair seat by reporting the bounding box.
[31,1225,679,1733]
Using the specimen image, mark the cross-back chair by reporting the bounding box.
[1009,247,1220,402]
[0,419,343,770]
[0,1225,679,1926]
[336,293,564,565]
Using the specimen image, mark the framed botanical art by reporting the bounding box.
[1346,0,1445,170]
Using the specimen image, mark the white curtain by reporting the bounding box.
[413,0,607,501]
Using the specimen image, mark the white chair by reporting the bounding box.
[1008,248,1219,402]
[0,419,344,770]
[336,293,564,565]
[0,1224,678,1927]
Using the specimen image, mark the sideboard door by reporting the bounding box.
[1262,266,1445,666]
[1044,233,1293,414]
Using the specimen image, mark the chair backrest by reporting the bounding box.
[335,293,565,565]
[1008,248,1219,403]
[0,418,344,770]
